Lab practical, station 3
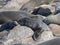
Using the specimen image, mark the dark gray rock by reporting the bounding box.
[0,42,4,45]
[37,37,60,45]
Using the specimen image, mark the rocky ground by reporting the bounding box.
[0,0,60,45]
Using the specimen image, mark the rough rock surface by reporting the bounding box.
[0,31,8,45]
[5,25,34,45]
[52,2,60,11]
[37,31,53,42]
[49,24,60,36]
[0,0,30,11]
[0,0,11,8]
[7,25,34,39]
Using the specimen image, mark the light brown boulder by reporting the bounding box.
[0,0,30,11]
[36,31,54,44]
[4,25,34,45]
[49,24,60,36]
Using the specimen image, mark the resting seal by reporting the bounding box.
[0,11,30,24]
[43,13,60,25]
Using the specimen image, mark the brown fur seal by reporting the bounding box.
[0,11,44,24]
[0,11,31,24]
